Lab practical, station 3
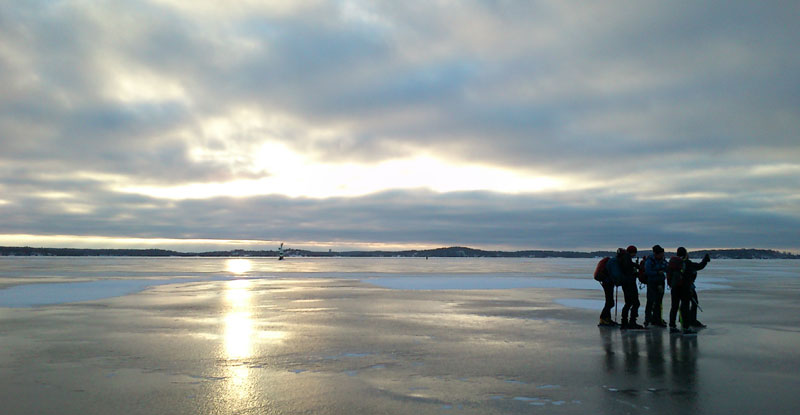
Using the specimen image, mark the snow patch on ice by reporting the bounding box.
[0,278,202,308]
[367,276,599,290]
[513,396,540,402]
[537,384,561,389]
[554,298,615,310]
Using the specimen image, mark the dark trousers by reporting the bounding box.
[689,287,699,323]
[644,282,664,324]
[621,281,639,321]
[669,284,692,328]
[600,281,615,320]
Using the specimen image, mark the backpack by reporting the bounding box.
[605,256,624,286]
[667,256,684,288]
[593,257,610,282]
[637,255,648,284]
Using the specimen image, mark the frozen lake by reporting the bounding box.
[0,257,735,307]
[1,257,799,414]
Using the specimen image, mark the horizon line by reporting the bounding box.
[2,245,798,257]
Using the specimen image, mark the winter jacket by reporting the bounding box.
[667,255,710,288]
[606,252,636,286]
[644,255,668,284]
[682,257,709,285]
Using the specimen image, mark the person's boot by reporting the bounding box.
[691,320,707,328]
[598,317,615,327]
[628,317,645,330]
[620,317,629,330]
[669,323,679,333]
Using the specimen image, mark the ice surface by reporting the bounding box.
[365,276,600,290]
[0,278,199,308]
[0,275,730,308]
[555,298,618,310]
[0,257,798,415]
[367,275,730,291]
[0,257,737,308]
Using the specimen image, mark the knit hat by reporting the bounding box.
[626,245,638,255]
[652,244,664,254]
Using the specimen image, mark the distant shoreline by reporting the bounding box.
[1,246,797,259]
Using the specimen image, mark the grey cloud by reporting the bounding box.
[7,1,798,167]
[1,1,799,250]
[2,180,798,250]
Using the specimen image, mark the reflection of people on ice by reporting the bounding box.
[668,247,710,334]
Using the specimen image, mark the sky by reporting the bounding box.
[1,0,799,253]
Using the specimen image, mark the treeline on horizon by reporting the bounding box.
[1,246,798,259]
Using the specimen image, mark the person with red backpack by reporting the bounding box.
[596,245,641,328]
[595,255,617,326]
[643,245,668,327]
[667,247,711,334]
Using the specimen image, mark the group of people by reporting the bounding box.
[596,244,711,334]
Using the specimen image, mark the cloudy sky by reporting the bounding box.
[1,0,798,252]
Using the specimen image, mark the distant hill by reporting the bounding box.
[687,249,800,260]
[1,246,797,259]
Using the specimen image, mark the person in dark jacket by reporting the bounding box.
[643,245,668,327]
[668,247,710,334]
[598,248,627,326]
[619,245,643,330]
[598,265,618,326]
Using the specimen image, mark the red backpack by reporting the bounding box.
[637,256,648,284]
[593,257,610,282]
[667,256,684,287]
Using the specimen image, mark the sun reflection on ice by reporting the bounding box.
[219,276,286,408]
[224,310,253,360]
[222,279,255,401]
[225,258,252,275]
[224,279,254,359]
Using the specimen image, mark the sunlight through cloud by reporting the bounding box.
[117,141,565,199]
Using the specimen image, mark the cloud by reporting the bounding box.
[0,0,798,250]
[2,179,798,251]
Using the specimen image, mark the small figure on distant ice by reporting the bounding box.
[668,247,710,334]
[278,242,285,261]
[643,245,668,328]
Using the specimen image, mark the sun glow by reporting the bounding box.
[117,141,565,200]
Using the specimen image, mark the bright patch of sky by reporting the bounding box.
[120,140,564,199]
